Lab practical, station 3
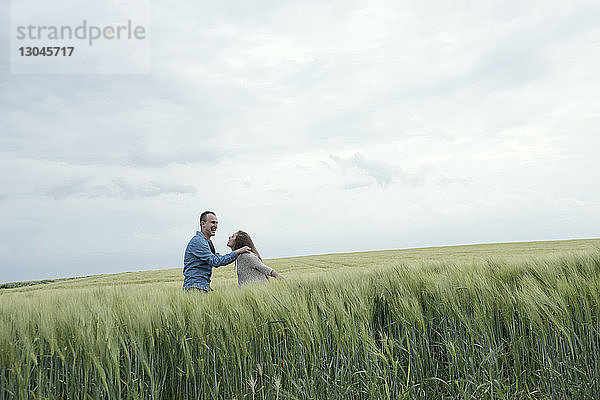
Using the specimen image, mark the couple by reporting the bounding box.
[182,211,284,292]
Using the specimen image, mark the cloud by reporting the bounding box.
[0,82,233,168]
[0,155,200,201]
[44,176,93,200]
[112,178,197,198]
[435,174,472,186]
[330,153,392,187]
[43,177,198,200]
[329,152,424,188]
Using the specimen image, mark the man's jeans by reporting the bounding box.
[184,286,209,293]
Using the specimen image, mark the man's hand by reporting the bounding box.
[235,246,252,255]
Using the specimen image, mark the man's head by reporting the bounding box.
[199,211,218,239]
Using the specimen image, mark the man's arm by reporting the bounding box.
[189,238,252,268]
[189,238,237,267]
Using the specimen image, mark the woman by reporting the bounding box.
[227,231,285,287]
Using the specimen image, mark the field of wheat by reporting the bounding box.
[1,239,599,399]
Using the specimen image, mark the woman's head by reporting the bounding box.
[227,230,262,260]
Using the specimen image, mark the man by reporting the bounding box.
[183,211,251,292]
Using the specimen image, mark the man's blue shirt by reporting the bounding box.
[183,231,238,290]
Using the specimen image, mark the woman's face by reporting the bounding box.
[227,232,237,249]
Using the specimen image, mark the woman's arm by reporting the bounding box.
[246,254,285,279]
[268,270,285,279]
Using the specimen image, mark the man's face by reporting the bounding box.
[201,214,218,238]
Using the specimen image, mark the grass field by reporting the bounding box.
[1,238,599,399]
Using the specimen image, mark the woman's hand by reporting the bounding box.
[270,270,286,280]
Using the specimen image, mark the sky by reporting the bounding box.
[1,0,599,283]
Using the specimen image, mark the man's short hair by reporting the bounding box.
[199,211,216,224]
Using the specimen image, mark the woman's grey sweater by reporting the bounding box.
[236,252,273,287]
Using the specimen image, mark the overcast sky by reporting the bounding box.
[1,0,599,283]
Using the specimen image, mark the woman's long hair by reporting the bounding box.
[232,231,262,261]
